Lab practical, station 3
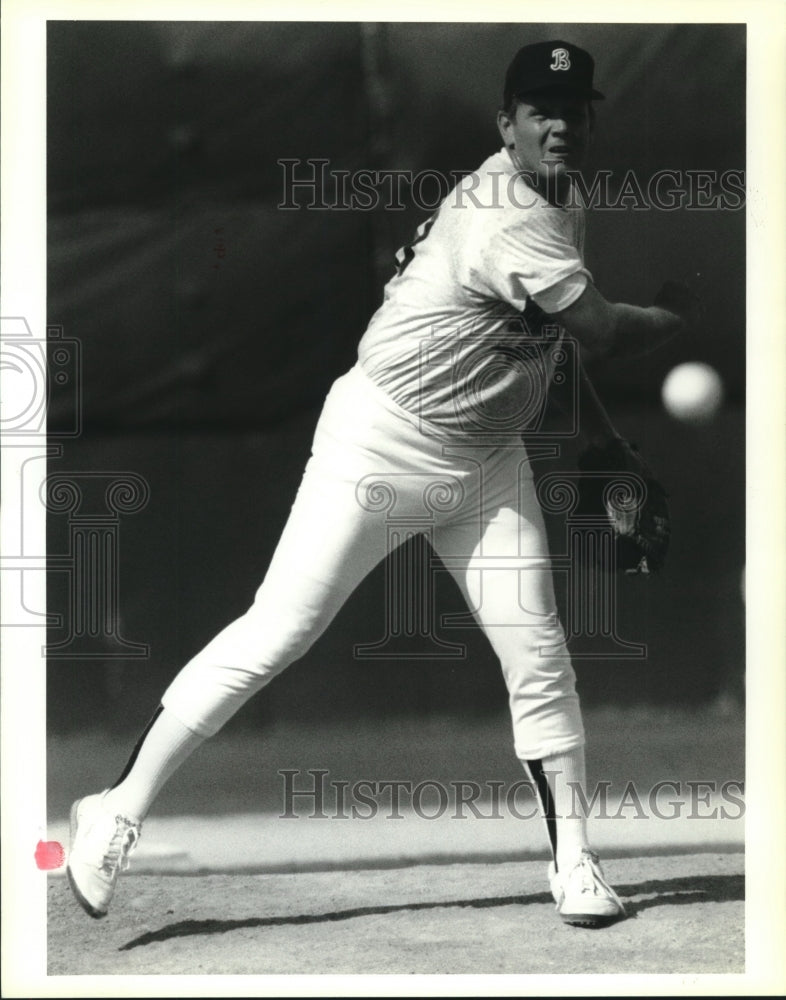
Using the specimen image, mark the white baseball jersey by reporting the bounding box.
[358,148,591,436]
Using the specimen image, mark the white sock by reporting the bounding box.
[102,708,204,822]
[525,747,590,874]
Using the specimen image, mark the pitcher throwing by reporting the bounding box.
[67,39,695,928]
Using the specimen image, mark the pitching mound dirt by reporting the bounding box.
[48,852,742,976]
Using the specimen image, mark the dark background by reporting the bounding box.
[46,21,745,733]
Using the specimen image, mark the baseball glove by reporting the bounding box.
[575,437,671,575]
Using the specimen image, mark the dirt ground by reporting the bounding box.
[48,853,743,977]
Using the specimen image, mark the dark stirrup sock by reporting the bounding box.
[110,704,164,789]
[524,748,590,873]
[102,706,204,821]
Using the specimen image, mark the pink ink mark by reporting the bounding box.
[35,840,65,870]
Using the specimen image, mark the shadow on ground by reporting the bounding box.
[118,872,743,951]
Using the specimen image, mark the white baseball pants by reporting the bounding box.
[162,364,584,760]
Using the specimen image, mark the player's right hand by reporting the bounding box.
[653,280,703,328]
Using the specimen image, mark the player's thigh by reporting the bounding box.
[433,449,558,623]
[434,511,557,629]
[251,462,391,628]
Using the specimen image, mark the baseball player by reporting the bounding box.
[67,40,692,928]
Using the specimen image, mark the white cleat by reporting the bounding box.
[548,849,627,927]
[66,791,141,918]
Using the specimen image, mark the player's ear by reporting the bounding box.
[497,108,515,148]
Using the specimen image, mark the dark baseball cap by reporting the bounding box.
[503,40,605,106]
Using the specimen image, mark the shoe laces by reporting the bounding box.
[573,850,626,911]
[100,816,140,876]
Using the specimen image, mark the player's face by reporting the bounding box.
[497,93,592,183]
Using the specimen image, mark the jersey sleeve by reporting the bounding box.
[471,201,591,313]
[531,271,589,313]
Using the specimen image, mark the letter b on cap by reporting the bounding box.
[550,48,571,71]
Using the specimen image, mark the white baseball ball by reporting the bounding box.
[661,362,724,423]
